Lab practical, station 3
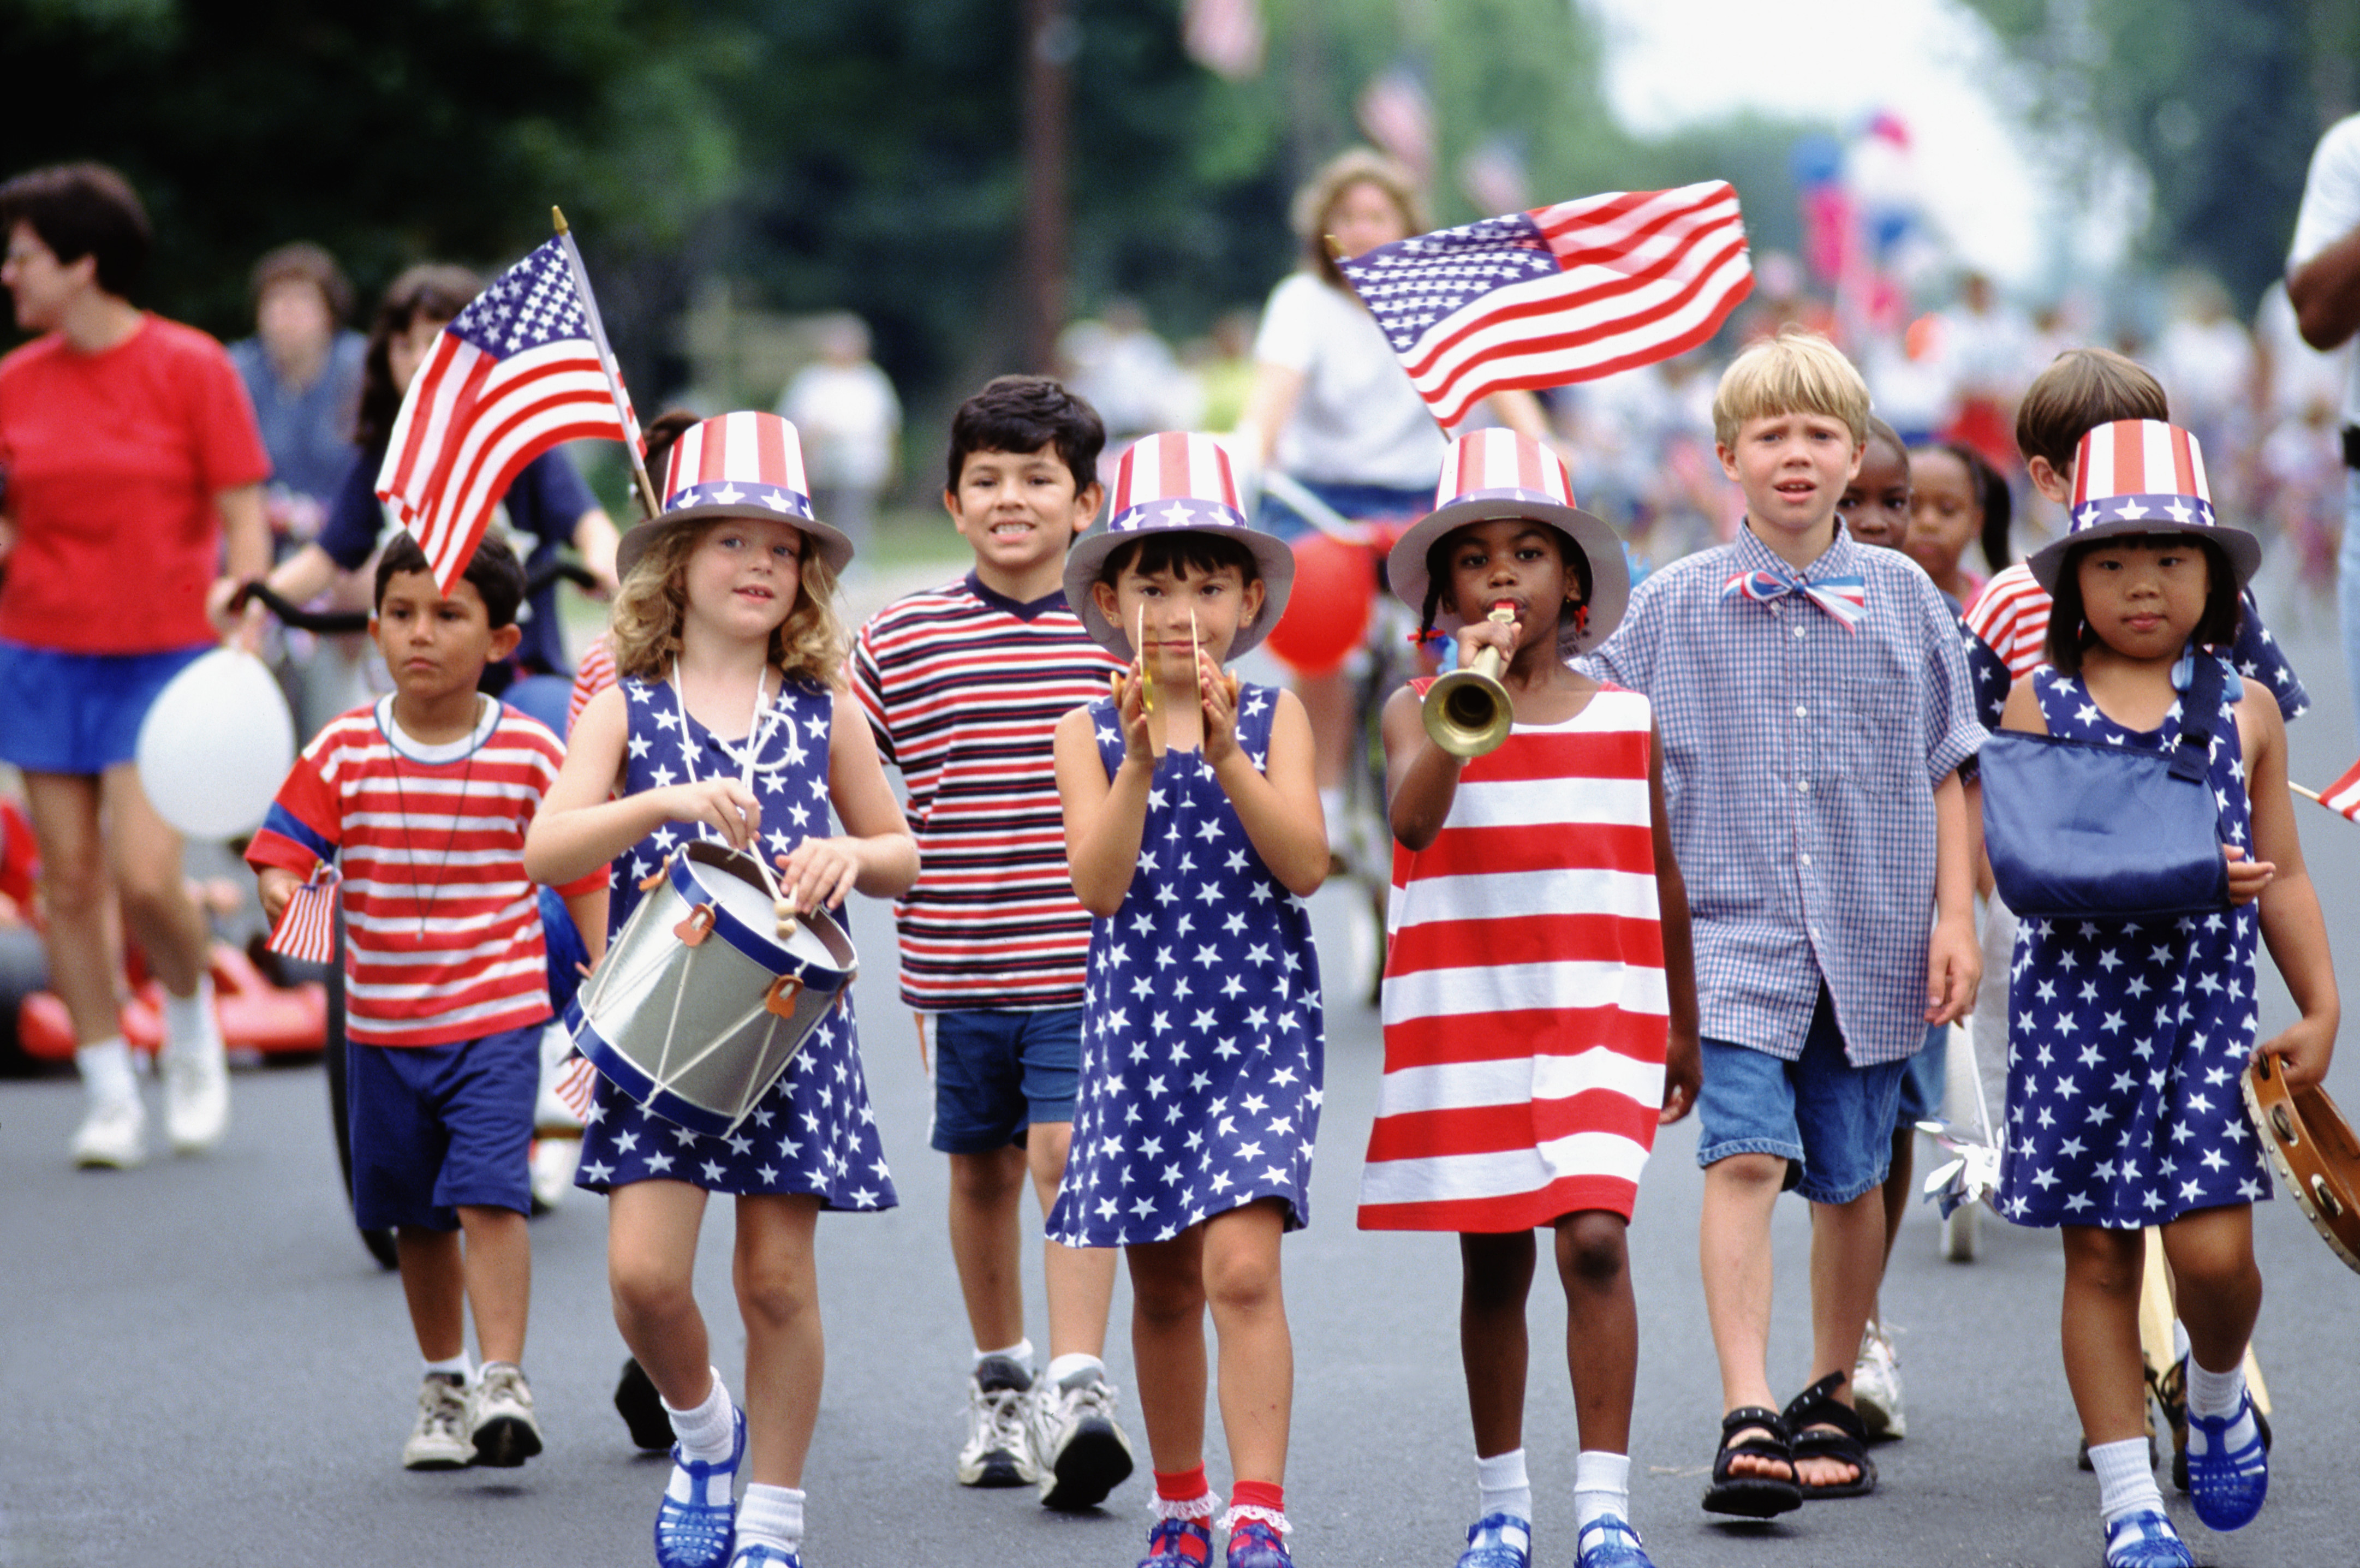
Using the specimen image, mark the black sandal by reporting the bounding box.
[1784,1371,1878,1499]
[1703,1405,1802,1518]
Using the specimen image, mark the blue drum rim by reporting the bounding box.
[669,844,855,980]
[567,1001,744,1140]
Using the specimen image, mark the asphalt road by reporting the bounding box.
[7,583,2360,1568]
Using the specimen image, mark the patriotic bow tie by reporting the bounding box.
[1723,569,1867,633]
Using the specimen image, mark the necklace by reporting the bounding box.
[668,664,781,820]
[385,696,481,941]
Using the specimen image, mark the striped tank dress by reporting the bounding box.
[1358,684,1668,1231]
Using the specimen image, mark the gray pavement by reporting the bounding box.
[8,592,2360,1568]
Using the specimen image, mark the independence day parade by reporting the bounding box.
[8,3,2360,1566]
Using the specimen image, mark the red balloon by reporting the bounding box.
[1264,533,1373,676]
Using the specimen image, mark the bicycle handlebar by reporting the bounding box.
[231,559,600,635]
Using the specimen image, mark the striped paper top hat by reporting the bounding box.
[2027,419,2258,592]
[1386,429,1629,657]
[1063,431,1296,659]
[615,410,854,582]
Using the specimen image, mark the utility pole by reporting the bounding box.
[1020,0,1076,372]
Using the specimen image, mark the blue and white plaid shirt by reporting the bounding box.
[1581,523,1986,1066]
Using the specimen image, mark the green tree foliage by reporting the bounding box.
[1962,0,2353,311]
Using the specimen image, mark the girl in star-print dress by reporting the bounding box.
[526,408,917,1568]
[1050,431,1329,1568]
[1984,450,2334,1567]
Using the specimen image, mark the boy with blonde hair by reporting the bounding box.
[1583,329,1984,1519]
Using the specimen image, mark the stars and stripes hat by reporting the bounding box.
[2026,419,2258,592]
[615,410,854,582]
[1386,429,1629,655]
[1063,431,1295,659]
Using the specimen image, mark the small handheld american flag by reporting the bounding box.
[2304,759,2360,823]
[375,232,644,594]
[265,871,338,967]
[1338,181,1754,427]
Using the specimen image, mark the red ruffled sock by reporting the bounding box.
[1227,1478,1288,1533]
[1154,1465,1217,1521]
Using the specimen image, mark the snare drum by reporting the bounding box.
[569,841,857,1138]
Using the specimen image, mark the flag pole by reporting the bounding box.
[552,206,660,521]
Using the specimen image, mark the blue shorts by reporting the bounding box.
[1253,478,1430,544]
[0,640,210,775]
[1695,989,1909,1204]
[930,1007,1082,1154]
[348,1024,541,1230]
[1896,1021,1947,1128]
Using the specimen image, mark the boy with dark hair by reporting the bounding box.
[248,530,601,1471]
[851,374,1137,1508]
[1583,330,1984,1519]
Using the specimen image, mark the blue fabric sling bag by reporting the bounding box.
[1980,652,2231,920]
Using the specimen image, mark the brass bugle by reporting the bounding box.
[1422,604,1517,759]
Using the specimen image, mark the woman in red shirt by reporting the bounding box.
[0,164,271,1168]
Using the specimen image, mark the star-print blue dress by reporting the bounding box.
[1045,682,1325,1247]
[573,675,897,1213]
[1995,660,2270,1230]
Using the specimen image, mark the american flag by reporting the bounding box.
[1356,65,1434,177]
[2316,758,2360,822]
[376,236,641,593]
[265,872,338,967]
[1338,182,1753,428]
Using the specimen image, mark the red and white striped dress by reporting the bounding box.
[1358,684,1668,1231]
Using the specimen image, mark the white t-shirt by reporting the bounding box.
[779,360,901,488]
[1251,270,1444,490]
[2287,112,2360,427]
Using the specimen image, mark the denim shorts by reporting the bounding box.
[1695,989,1909,1204]
[348,1024,541,1230]
[1895,1021,1947,1128]
[929,1007,1083,1154]
[0,640,210,775]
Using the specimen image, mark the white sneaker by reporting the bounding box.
[1853,1320,1906,1441]
[1024,1364,1135,1510]
[468,1361,544,1467]
[956,1354,1038,1487]
[70,1096,147,1169]
[403,1373,475,1469]
[163,1045,229,1154]
[529,1136,579,1212]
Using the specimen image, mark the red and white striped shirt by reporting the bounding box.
[247,696,598,1046]
[1360,685,1668,1230]
[1960,562,2050,682]
[853,574,1124,1011]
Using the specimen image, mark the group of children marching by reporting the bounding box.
[245,327,2336,1568]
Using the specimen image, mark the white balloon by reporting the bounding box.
[134,649,297,840]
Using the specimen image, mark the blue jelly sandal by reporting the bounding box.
[2185,1385,2270,1531]
[655,1406,745,1568]
[1575,1513,1656,1568]
[1139,1516,1213,1568]
[2103,1509,2195,1568]
[1454,1512,1531,1568]
[1224,1517,1292,1568]
[725,1547,800,1568]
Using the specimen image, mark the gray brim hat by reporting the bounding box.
[2026,418,2259,593]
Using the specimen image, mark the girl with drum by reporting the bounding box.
[1049,433,1328,1568]
[525,412,916,1568]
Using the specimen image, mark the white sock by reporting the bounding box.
[423,1353,472,1384]
[2090,1436,2164,1527]
[1044,1352,1104,1388]
[1574,1450,1631,1533]
[974,1338,1035,1378]
[663,1369,738,1476]
[160,973,221,1058]
[1474,1448,1531,1523]
[2184,1356,2258,1454]
[75,1036,138,1105]
[735,1483,805,1552]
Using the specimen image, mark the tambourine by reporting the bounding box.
[2241,1050,2360,1274]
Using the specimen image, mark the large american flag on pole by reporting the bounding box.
[376,236,642,592]
[1339,181,1753,427]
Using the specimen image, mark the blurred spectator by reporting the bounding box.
[1935,271,2033,474]
[777,311,900,564]
[1059,299,1200,479]
[1185,307,1259,436]
[2286,112,2360,706]
[2152,270,2256,498]
[0,162,269,1166]
[227,242,365,551]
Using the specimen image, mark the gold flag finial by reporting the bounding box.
[552,206,570,236]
